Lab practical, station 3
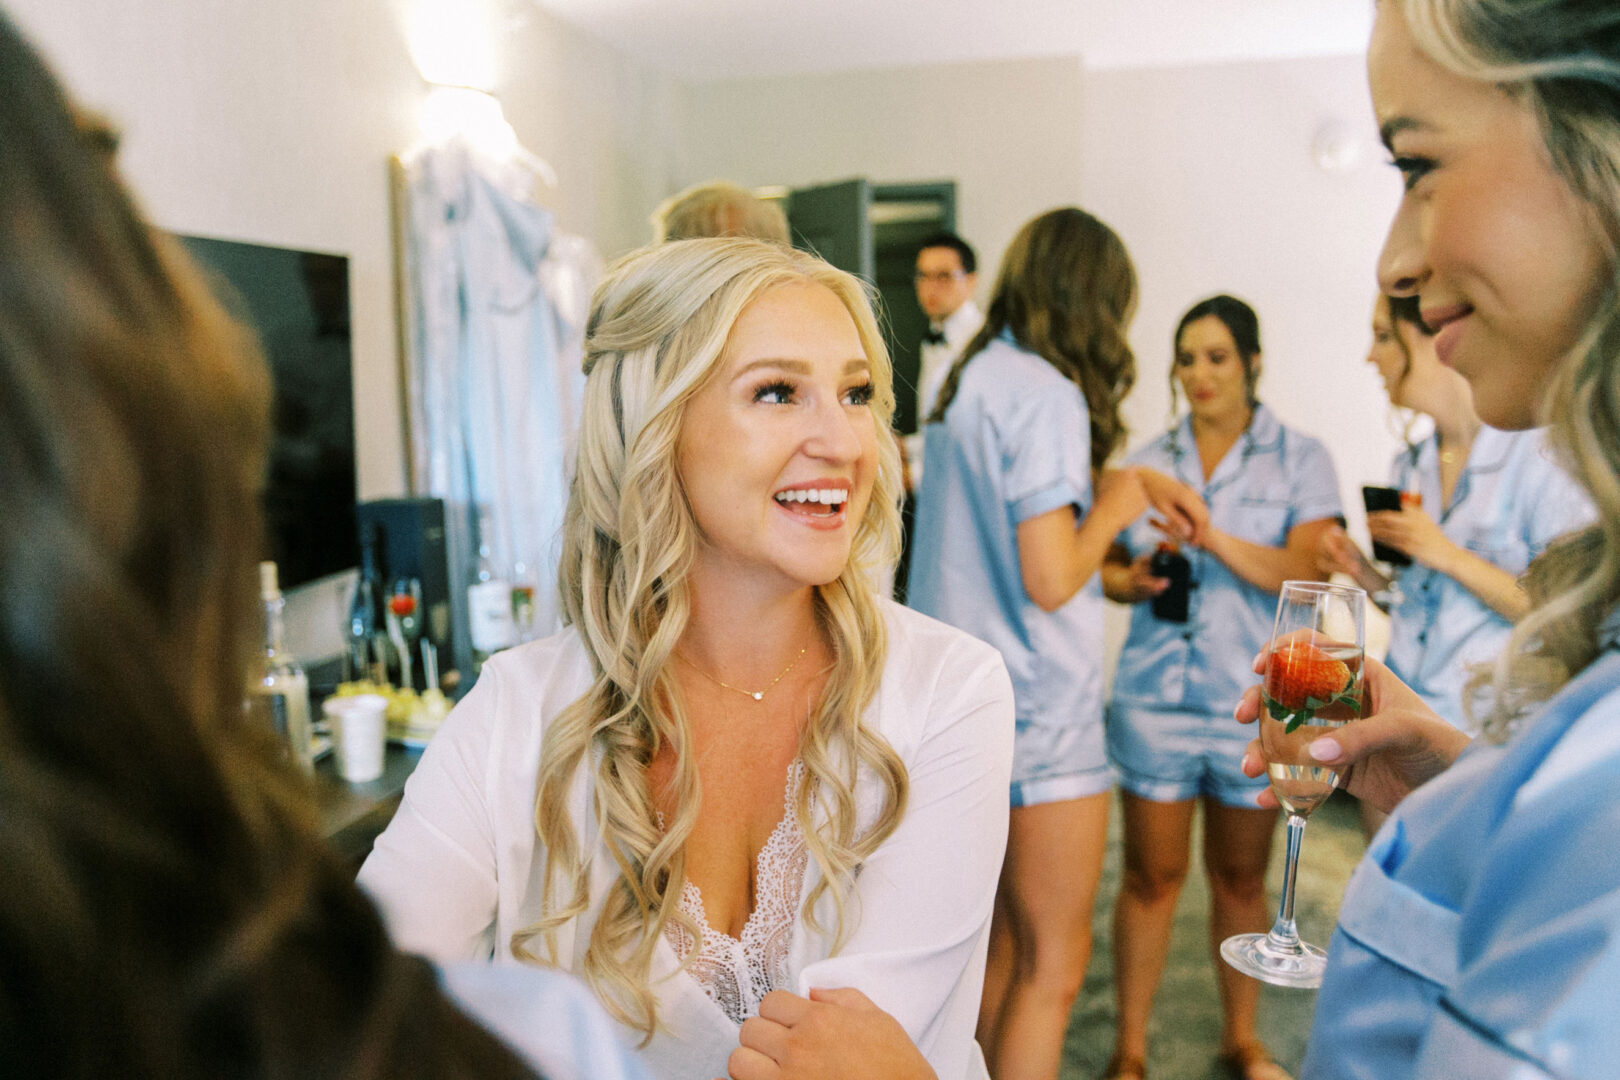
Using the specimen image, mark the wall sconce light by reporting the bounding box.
[401,0,557,184]
[407,0,497,92]
[1311,119,1366,174]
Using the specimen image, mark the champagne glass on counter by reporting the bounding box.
[1221,580,1366,988]
[386,577,423,691]
[346,522,387,684]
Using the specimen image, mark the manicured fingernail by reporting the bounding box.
[1308,738,1342,762]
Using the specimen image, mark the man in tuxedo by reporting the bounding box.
[896,232,979,602]
[906,233,980,484]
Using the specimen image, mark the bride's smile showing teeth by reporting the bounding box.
[773,485,849,518]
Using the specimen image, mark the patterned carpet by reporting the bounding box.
[1061,791,1365,1079]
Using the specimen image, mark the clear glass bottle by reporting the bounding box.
[467,507,516,674]
[245,560,314,771]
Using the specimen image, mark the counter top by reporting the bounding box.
[315,742,422,864]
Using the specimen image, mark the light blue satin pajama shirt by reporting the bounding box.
[1382,427,1592,734]
[908,334,1111,808]
[1304,648,1620,1079]
[1108,406,1343,806]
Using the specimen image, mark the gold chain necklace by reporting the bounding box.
[679,646,807,702]
[1438,430,1473,466]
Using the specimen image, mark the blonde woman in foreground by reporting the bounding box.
[361,237,1016,1079]
[1236,0,1620,1076]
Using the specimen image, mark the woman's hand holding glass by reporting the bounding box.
[1235,649,1471,815]
[1221,581,1365,987]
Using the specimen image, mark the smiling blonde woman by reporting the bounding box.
[1231,1,1620,1076]
[361,237,1015,1079]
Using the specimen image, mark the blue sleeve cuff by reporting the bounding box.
[1010,478,1085,526]
[1292,501,1345,529]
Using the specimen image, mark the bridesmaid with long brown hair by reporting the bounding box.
[909,206,1206,1080]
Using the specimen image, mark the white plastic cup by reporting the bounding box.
[323,693,388,783]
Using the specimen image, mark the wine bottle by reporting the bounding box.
[244,561,314,771]
[467,507,516,673]
[348,522,385,684]
[511,558,537,644]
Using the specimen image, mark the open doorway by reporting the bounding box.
[778,179,957,435]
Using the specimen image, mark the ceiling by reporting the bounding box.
[529,0,1374,83]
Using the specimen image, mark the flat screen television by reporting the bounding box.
[179,235,357,591]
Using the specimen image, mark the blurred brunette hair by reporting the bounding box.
[931,206,1137,473]
[0,12,533,1077]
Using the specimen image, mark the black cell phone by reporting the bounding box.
[1362,485,1412,567]
[1149,547,1191,623]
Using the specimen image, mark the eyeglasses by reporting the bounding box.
[914,271,966,285]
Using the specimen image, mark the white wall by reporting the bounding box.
[5,0,677,501]
[680,52,1402,517]
[678,55,1086,293]
[8,2,1400,520]
[496,7,685,261]
[1081,54,1403,660]
[1083,53,1404,522]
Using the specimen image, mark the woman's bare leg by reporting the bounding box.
[981,792,1110,1080]
[1107,793,1196,1071]
[1202,798,1279,1058]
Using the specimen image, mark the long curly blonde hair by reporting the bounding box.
[1399,0,1620,737]
[511,238,908,1037]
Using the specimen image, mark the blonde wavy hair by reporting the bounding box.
[511,237,907,1037]
[1398,0,1620,737]
[930,206,1138,472]
[652,180,791,244]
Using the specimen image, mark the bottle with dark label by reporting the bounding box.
[1149,543,1192,623]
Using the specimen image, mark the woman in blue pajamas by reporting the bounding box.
[1101,296,1341,1080]
[908,207,1205,1080]
[1230,2,1620,1076]
[1320,294,1591,736]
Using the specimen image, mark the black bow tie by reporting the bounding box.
[922,327,946,346]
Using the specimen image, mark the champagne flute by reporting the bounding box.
[1221,579,1366,988]
[386,577,423,692]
